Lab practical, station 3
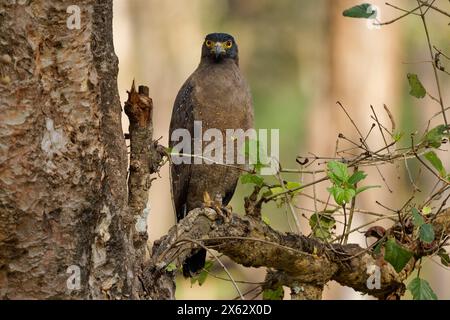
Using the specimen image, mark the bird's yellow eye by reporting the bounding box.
[225,40,233,49]
[205,40,213,47]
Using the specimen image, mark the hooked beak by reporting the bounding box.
[212,42,226,59]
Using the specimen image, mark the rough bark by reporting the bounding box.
[0,0,138,299]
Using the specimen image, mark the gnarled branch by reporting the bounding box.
[143,206,450,300]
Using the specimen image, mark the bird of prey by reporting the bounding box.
[169,33,254,277]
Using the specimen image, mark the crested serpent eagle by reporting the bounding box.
[169,33,254,277]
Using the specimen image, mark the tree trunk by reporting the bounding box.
[0,0,147,299]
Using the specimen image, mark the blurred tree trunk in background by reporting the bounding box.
[122,0,205,244]
[0,0,149,299]
[306,0,402,299]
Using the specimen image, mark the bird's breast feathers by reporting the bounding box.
[190,62,253,130]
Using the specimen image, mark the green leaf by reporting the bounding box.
[355,185,381,195]
[422,125,450,149]
[327,161,349,183]
[412,208,425,228]
[393,132,404,142]
[348,171,367,185]
[438,249,450,267]
[327,186,342,205]
[285,181,301,190]
[262,190,272,198]
[196,271,208,286]
[327,186,355,205]
[190,260,214,286]
[407,278,438,300]
[262,215,271,226]
[204,260,214,270]
[419,224,435,244]
[343,3,377,19]
[412,208,435,243]
[269,187,284,196]
[309,213,336,240]
[407,73,426,99]
[262,286,284,300]
[310,213,336,230]
[424,151,446,177]
[373,241,383,255]
[314,228,331,240]
[384,238,413,273]
[240,174,265,187]
[165,263,177,272]
[422,206,432,216]
[343,188,356,203]
[268,182,302,198]
[285,181,302,195]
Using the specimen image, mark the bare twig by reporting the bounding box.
[376,4,421,26]
[417,0,448,127]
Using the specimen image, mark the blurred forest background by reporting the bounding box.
[112,0,450,299]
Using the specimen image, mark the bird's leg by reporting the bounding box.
[214,194,232,223]
[223,204,233,219]
[221,203,233,223]
[202,192,231,222]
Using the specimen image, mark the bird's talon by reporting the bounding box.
[223,205,233,221]
[214,206,232,223]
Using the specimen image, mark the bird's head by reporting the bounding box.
[201,33,238,63]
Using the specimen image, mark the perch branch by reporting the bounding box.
[145,206,450,299]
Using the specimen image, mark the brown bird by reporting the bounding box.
[169,33,254,277]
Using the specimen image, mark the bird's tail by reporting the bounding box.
[182,249,206,278]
